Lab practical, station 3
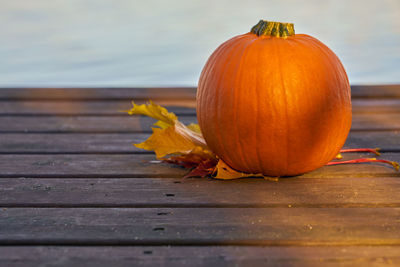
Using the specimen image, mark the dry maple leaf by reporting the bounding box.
[126,100,210,158]
[125,101,216,176]
[126,101,399,179]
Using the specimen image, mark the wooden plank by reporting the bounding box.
[344,131,400,151]
[0,85,399,100]
[1,113,400,133]
[0,154,186,178]
[0,99,398,115]
[0,88,197,100]
[1,177,400,207]
[0,133,147,153]
[0,246,399,266]
[0,131,399,154]
[0,116,195,133]
[1,207,400,245]
[349,113,400,130]
[351,84,400,98]
[0,100,196,115]
[351,99,400,113]
[0,153,398,178]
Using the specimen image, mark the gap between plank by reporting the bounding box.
[1,128,400,134]
[0,173,399,179]
[1,240,400,247]
[0,97,196,102]
[0,151,154,155]
[1,203,400,208]
[0,113,196,117]
[0,149,399,154]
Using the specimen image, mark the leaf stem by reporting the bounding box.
[339,148,381,156]
[326,157,399,171]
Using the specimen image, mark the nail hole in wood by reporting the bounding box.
[157,212,169,216]
[153,227,164,231]
[165,193,175,197]
[143,250,153,255]
[173,181,181,184]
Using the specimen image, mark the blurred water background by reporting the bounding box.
[0,0,399,87]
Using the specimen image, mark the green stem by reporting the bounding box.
[251,20,295,38]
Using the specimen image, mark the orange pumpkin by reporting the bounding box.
[197,20,352,176]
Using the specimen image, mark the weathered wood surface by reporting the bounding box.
[351,84,400,98]
[0,116,194,133]
[1,177,400,207]
[1,207,400,245]
[1,113,400,133]
[0,131,399,153]
[1,99,399,115]
[0,85,399,100]
[0,153,399,178]
[0,246,399,267]
[0,87,196,100]
[351,99,400,113]
[0,86,399,266]
[0,100,196,115]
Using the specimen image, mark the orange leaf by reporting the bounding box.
[214,160,279,181]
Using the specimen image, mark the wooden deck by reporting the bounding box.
[0,86,399,266]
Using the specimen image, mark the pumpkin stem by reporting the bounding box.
[251,20,295,38]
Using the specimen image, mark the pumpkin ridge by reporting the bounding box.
[199,44,226,140]
[198,35,249,141]
[287,37,334,173]
[225,35,260,168]
[253,38,265,174]
[213,36,254,165]
[233,37,260,172]
[200,35,252,113]
[274,38,290,173]
[303,36,352,162]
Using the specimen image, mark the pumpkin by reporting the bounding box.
[196,20,352,176]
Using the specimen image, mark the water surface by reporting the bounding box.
[0,0,399,86]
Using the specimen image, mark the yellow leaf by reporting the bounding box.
[135,126,195,158]
[125,100,177,128]
[214,160,279,181]
[128,101,212,160]
[187,123,202,134]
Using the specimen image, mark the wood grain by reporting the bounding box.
[351,99,400,113]
[1,207,400,245]
[351,84,400,98]
[0,100,196,115]
[0,88,197,100]
[1,99,399,115]
[0,133,148,153]
[1,177,400,207]
[0,153,398,178]
[0,85,399,100]
[0,116,193,133]
[0,246,399,266]
[0,131,399,153]
[1,113,400,133]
